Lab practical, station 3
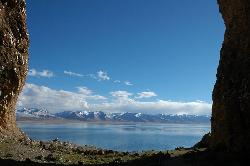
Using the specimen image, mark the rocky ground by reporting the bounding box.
[0,136,248,166]
[0,136,186,165]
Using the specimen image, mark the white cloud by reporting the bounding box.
[97,70,110,81]
[64,71,83,77]
[77,86,106,100]
[90,99,211,115]
[64,71,98,80]
[109,90,134,106]
[28,69,54,78]
[18,84,106,113]
[63,70,135,88]
[18,84,211,115]
[87,95,107,100]
[136,91,157,99]
[124,81,133,86]
[114,80,121,83]
[110,91,133,99]
[77,87,92,95]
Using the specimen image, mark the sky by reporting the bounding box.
[18,0,225,115]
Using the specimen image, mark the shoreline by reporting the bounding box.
[16,119,210,125]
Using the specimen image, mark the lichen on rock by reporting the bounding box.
[211,0,250,151]
[0,0,29,137]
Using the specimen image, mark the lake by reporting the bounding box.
[17,122,210,152]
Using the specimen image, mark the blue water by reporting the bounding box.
[17,122,210,152]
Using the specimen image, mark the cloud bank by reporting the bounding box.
[18,84,105,112]
[18,84,211,115]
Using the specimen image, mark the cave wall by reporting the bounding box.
[0,0,29,137]
[211,0,250,151]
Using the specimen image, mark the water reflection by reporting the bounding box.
[18,122,210,152]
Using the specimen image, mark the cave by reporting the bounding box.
[1,0,250,153]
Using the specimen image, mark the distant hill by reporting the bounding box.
[16,108,57,120]
[16,108,210,123]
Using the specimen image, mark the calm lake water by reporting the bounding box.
[18,122,210,152]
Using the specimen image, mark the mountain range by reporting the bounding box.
[16,108,210,123]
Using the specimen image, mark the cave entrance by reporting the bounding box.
[1,0,225,152]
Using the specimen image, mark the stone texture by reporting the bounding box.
[0,0,29,137]
[211,0,250,151]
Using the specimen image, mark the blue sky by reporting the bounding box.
[19,0,224,115]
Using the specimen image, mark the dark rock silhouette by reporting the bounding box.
[211,0,250,151]
[0,0,29,137]
[193,133,211,149]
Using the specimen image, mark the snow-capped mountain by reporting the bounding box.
[54,111,106,121]
[16,108,210,123]
[16,108,56,119]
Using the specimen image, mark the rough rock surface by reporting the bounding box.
[0,0,29,137]
[211,0,250,151]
